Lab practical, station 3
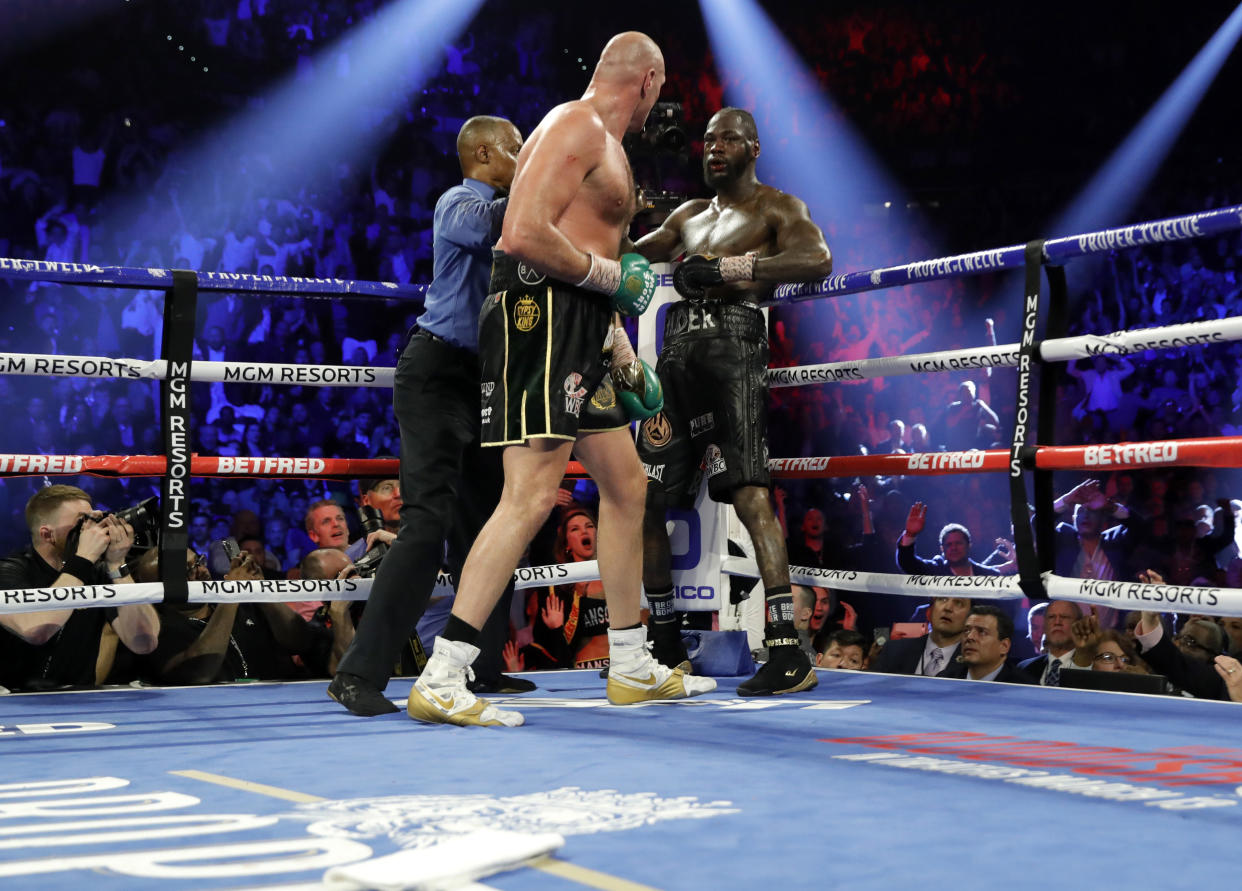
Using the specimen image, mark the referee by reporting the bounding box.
[328,116,533,715]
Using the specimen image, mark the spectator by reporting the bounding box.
[868,596,970,676]
[1052,479,1134,585]
[941,604,1032,684]
[1132,569,1233,700]
[787,508,828,568]
[939,380,1000,449]
[896,503,1000,577]
[1018,600,1082,686]
[816,628,866,670]
[357,477,402,534]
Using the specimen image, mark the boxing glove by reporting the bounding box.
[578,252,658,316]
[613,357,664,420]
[672,253,756,300]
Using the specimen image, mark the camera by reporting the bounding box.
[637,101,687,155]
[351,504,388,578]
[63,496,161,563]
[114,497,160,547]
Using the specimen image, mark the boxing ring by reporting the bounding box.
[4,204,1242,888]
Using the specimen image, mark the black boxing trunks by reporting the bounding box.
[481,251,618,446]
[637,300,770,506]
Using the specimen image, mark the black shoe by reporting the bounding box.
[327,672,399,716]
[737,646,818,697]
[599,666,609,678]
[467,674,537,694]
[649,626,692,672]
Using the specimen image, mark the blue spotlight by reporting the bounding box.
[695,0,918,266]
[1053,2,1242,237]
[109,0,485,255]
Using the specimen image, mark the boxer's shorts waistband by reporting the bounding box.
[662,300,766,343]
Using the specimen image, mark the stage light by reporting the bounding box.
[696,0,920,267]
[1053,3,1242,238]
[105,0,486,261]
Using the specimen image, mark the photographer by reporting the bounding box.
[129,545,337,684]
[0,485,159,691]
[300,548,359,676]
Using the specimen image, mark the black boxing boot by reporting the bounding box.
[737,637,818,696]
[328,672,400,716]
[646,585,692,672]
[737,596,818,696]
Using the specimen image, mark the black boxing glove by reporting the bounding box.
[672,253,757,300]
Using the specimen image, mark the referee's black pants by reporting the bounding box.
[337,330,512,689]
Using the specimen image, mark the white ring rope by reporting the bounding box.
[0,560,601,615]
[768,314,1242,388]
[0,352,394,388]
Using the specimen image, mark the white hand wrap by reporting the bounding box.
[611,321,637,366]
[576,253,622,295]
[719,252,757,283]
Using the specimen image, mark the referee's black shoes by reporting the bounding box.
[327,672,400,716]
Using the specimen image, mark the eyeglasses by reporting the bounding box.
[1174,634,1219,655]
[1092,652,1132,665]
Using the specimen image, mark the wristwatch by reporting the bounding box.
[107,563,130,580]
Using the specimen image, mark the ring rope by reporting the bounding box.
[0,453,592,480]
[0,257,426,300]
[768,314,1242,388]
[767,204,1242,304]
[0,559,602,615]
[0,352,395,388]
[5,307,1236,394]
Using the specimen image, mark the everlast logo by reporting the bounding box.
[666,305,719,337]
[642,412,672,448]
[642,461,665,482]
[514,296,540,332]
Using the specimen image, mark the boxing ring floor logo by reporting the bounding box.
[0,777,737,882]
[825,732,1242,812]
[292,787,740,848]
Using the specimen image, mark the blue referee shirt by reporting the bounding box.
[416,178,507,352]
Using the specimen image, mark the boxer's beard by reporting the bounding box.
[703,156,742,188]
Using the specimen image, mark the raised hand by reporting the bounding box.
[541,596,565,631]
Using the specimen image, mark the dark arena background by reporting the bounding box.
[2,1,1242,888]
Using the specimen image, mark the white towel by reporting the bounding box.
[323,829,564,891]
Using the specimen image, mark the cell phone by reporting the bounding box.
[221,537,241,562]
[872,626,890,647]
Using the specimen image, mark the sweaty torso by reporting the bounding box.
[679,185,782,301]
[499,101,637,261]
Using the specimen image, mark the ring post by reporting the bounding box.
[158,270,198,605]
[1008,241,1047,599]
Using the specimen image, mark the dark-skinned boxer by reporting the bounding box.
[633,107,833,695]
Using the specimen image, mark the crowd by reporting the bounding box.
[2,1,1241,701]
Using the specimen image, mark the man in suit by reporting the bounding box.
[1018,599,1081,685]
[868,596,970,677]
[942,604,1033,684]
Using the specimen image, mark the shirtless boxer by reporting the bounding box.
[634,107,833,695]
[407,32,716,727]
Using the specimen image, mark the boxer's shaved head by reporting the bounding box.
[709,107,758,143]
[594,31,664,83]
